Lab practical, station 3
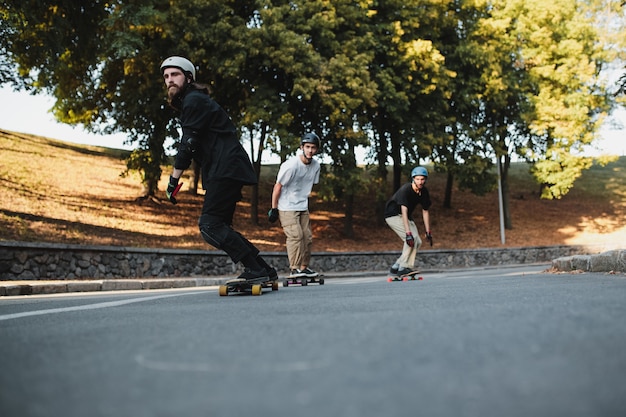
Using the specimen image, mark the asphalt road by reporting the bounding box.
[1,265,625,417]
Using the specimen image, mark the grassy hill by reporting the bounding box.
[1,129,624,252]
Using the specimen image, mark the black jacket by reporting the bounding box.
[174,88,257,187]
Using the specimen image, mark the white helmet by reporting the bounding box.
[160,56,196,81]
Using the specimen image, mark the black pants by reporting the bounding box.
[198,179,259,264]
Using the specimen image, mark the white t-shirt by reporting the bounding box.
[276,156,320,211]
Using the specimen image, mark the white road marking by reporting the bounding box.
[135,354,329,373]
[0,291,209,322]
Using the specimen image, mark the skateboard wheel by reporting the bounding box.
[402,276,409,281]
[387,277,393,282]
[319,278,324,285]
[218,285,228,296]
[283,280,289,287]
[302,279,308,286]
[251,284,262,296]
[418,276,423,280]
[272,281,279,291]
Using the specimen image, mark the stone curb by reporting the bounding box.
[0,277,229,296]
[551,249,626,274]
[0,271,372,297]
[2,241,608,281]
[2,249,624,297]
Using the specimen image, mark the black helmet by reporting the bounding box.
[301,132,321,148]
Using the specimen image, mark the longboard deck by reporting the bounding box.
[283,275,325,287]
[219,278,279,296]
[387,271,423,282]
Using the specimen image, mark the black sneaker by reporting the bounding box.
[389,265,399,274]
[238,268,270,282]
[298,267,319,278]
[289,269,306,278]
[396,267,413,276]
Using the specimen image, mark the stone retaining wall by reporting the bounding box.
[551,250,626,273]
[0,241,601,281]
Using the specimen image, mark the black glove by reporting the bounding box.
[268,208,279,223]
[166,176,182,205]
[426,231,433,247]
[405,232,415,248]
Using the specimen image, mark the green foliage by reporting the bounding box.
[531,151,594,199]
[1,0,625,232]
[456,155,498,196]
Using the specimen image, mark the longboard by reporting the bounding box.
[283,275,325,287]
[387,270,423,282]
[218,277,279,296]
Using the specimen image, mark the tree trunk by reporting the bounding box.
[248,123,267,226]
[443,171,454,209]
[140,124,166,198]
[375,132,389,227]
[388,130,403,190]
[500,154,512,229]
[250,183,259,226]
[344,192,354,238]
[189,161,200,195]
[341,143,358,238]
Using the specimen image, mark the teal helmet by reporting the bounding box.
[411,166,428,178]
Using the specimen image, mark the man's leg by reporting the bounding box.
[199,180,267,278]
[299,210,313,269]
[405,224,422,268]
[279,210,304,271]
[384,215,421,269]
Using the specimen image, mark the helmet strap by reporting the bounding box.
[300,153,313,164]
[412,177,423,194]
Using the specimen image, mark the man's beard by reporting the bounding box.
[166,83,186,111]
[167,85,181,102]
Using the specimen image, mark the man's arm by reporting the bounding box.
[422,209,430,233]
[271,182,283,209]
[171,168,184,179]
[268,182,283,223]
[166,129,197,204]
[422,209,433,246]
[165,168,185,204]
[401,205,415,247]
[401,205,411,232]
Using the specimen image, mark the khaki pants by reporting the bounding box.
[385,215,422,269]
[279,210,313,270]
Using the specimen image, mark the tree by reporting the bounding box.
[431,0,498,209]
[1,0,182,197]
[303,0,376,237]
[251,0,377,236]
[363,0,456,226]
[2,0,622,235]
[507,0,616,199]
[435,0,619,231]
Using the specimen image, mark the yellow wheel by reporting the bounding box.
[218,285,229,296]
[251,284,262,296]
[272,281,279,291]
